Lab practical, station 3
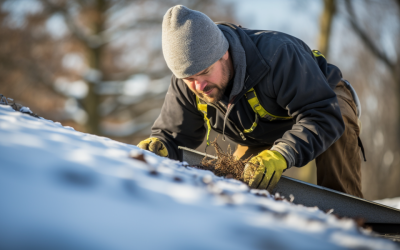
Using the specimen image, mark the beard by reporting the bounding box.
[197,58,231,103]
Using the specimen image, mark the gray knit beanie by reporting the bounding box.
[162,5,229,78]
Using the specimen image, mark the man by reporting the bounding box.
[138,5,363,197]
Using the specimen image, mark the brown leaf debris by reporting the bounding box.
[200,138,253,181]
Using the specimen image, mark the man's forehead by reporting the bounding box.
[183,65,212,79]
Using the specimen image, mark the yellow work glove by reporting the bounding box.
[137,137,168,157]
[243,150,287,191]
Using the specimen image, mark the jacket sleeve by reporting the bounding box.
[268,43,345,168]
[150,75,206,161]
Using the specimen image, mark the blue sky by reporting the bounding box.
[228,0,323,48]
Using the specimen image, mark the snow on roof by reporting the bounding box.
[375,197,400,210]
[0,105,398,250]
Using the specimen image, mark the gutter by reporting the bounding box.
[178,146,400,236]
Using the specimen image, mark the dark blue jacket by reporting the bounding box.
[151,24,345,168]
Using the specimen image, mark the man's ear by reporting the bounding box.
[222,50,229,60]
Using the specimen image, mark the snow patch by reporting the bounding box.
[0,104,398,250]
[375,197,400,210]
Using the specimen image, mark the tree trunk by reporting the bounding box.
[83,0,106,135]
[318,0,336,57]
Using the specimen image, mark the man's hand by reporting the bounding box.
[243,150,287,191]
[137,137,168,157]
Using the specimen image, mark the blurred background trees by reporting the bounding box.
[0,0,399,200]
[338,0,400,199]
[0,0,235,140]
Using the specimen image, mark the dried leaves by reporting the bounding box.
[200,138,252,181]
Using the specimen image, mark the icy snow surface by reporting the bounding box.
[0,105,398,250]
[19,106,32,113]
[375,197,400,210]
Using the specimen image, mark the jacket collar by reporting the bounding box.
[217,22,270,103]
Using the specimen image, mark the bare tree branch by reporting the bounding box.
[345,0,396,73]
[43,0,163,47]
[42,0,103,48]
[105,18,162,34]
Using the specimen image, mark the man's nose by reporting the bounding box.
[194,79,207,92]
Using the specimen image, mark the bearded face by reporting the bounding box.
[182,51,233,103]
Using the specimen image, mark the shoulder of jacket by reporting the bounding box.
[247,31,309,64]
[245,29,302,44]
[170,74,197,104]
